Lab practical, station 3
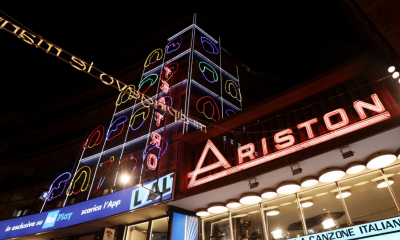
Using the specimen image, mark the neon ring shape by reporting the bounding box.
[160,63,179,82]
[199,61,218,83]
[225,80,242,102]
[67,166,91,196]
[166,37,182,54]
[83,125,104,149]
[196,96,220,121]
[47,172,71,201]
[130,106,150,130]
[116,84,136,106]
[144,48,163,67]
[225,109,236,116]
[201,37,219,54]
[93,157,114,194]
[120,154,137,172]
[139,74,159,94]
[106,116,128,141]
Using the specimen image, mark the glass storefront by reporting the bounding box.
[201,167,400,240]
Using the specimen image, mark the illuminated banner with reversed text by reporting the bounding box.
[0,173,174,240]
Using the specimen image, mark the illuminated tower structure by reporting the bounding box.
[40,14,243,209]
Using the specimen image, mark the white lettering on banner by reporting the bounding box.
[81,205,102,215]
[57,212,73,221]
[188,94,390,188]
[291,217,400,240]
[5,221,37,232]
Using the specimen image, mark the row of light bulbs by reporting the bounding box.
[196,151,398,217]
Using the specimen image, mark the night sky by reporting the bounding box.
[0,1,367,113]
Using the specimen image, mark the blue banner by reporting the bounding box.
[0,173,174,240]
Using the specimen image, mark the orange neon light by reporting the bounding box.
[298,118,318,139]
[274,129,295,150]
[353,93,385,119]
[323,108,349,131]
[238,143,256,164]
[144,49,163,67]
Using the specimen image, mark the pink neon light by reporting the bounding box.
[261,138,268,155]
[150,132,162,148]
[274,129,295,150]
[160,80,170,94]
[238,143,256,164]
[354,94,385,119]
[155,112,164,127]
[298,118,318,139]
[187,112,391,188]
[187,140,232,187]
[160,63,178,82]
[83,125,104,149]
[324,108,349,131]
[147,153,158,170]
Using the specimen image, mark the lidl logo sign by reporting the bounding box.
[42,210,59,229]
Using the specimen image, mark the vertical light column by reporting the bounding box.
[335,182,353,226]
[295,193,308,235]
[236,66,242,110]
[381,169,400,213]
[260,204,269,240]
[219,37,223,119]
[228,211,234,240]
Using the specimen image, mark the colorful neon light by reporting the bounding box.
[298,118,318,139]
[274,129,295,150]
[155,112,164,127]
[160,63,178,82]
[106,116,128,141]
[323,108,349,131]
[93,156,114,194]
[146,154,158,170]
[238,143,256,164]
[139,74,159,94]
[187,140,231,187]
[156,96,173,116]
[166,37,182,54]
[144,49,163,67]
[196,96,220,121]
[142,132,169,166]
[47,172,71,201]
[225,109,235,116]
[130,106,150,130]
[201,37,219,54]
[188,111,391,188]
[120,154,137,172]
[225,80,242,102]
[199,62,218,83]
[160,80,170,94]
[83,125,104,149]
[354,94,385,119]
[67,166,91,196]
[116,84,136,106]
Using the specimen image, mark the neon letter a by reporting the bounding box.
[187,140,231,188]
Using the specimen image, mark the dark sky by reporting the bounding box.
[0,1,366,112]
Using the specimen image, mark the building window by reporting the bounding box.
[339,171,398,224]
[126,222,149,240]
[231,205,263,240]
[298,184,347,234]
[203,214,230,240]
[150,217,169,240]
[262,195,305,239]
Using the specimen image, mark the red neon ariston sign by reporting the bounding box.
[187,94,390,188]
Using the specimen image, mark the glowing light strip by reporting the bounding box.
[166,37,183,54]
[164,49,190,65]
[168,24,194,41]
[201,37,219,54]
[187,112,391,187]
[221,98,241,111]
[143,64,163,77]
[93,156,114,193]
[83,125,104,149]
[114,80,187,116]
[144,49,163,67]
[199,61,218,83]
[67,166,92,195]
[194,50,238,82]
[225,109,235,116]
[194,25,218,44]
[47,172,71,201]
[106,116,128,141]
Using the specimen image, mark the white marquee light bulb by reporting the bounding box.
[301,177,319,187]
[207,203,228,214]
[261,189,277,198]
[277,182,301,194]
[226,200,241,208]
[335,190,351,199]
[367,152,396,169]
[319,168,345,182]
[196,209,210,216]
[393,72,400,78]
[388,66,395,73]
[346,163,366,174]
[377,179,394,188]
[240,193,262,204]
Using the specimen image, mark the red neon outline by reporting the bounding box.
[120,154,137,172]
[83,125,104,149]
[354,94,385,119]
[147,153,158,170]
[324,108,349,131]
[67,166,91,195]
[261,138,268,155]
[150,132,162,147]
[155,112,164,127]
[298,118,318,139]
[196,96,221,121]
[160,80,170,94]
[274,129,295,150]
[238,143,256,164]
[187,111,391,188]
[93,157,114,193]
[160,63,178,82]
[187,140,232,187]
